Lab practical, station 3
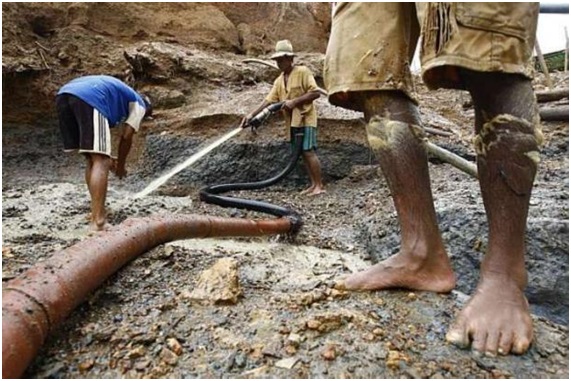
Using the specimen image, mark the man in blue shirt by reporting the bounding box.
[56,75,152,231]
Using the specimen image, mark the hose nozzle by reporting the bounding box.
[247,102,284,131]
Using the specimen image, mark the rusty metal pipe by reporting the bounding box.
[2,214,291,379]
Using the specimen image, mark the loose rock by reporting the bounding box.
[180,258,242,304]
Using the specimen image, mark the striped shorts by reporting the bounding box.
[290,126,318,152]
[56,94,112,156]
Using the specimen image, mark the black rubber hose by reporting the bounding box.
[200,132,305,233]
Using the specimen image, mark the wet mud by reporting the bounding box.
[2,92,568,377]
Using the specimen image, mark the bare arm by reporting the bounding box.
[114,124,135,179]
[284,90,320,111]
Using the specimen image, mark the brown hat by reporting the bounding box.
[270,40,296,59]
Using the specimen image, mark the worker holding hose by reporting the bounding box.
[325,3,542,356]
[240,40,326,196]
[56,75,152,231]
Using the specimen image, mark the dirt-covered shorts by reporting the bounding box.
[324,2,539,110]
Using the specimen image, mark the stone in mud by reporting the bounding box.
[286,333,303,347]
[303,310,356,334]
[321,344,337,361]
[134,359,151,371]
[160,347,179,366]
[274,357,299,369]
[284,345,297,355]
[166,337,183,355]
[386,350,409,370]
[127,345,146,359]
[262,339,283,358]
[78,358,95,372]
[306,319,321,330]
[373,327,385,337]
[180,258,242,304]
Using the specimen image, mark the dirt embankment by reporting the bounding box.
[2,2,330,123]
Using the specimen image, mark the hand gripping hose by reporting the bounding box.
[247,101,285,132]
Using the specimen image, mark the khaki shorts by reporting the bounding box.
[324,2,539,110]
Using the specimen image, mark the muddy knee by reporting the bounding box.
[366,117,425,153]
[474,114,543,195]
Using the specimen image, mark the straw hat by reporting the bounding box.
[270,40,296,59]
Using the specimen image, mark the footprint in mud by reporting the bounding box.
[6,233,64,245]
[59,205,90,217]
[2,204,29,218]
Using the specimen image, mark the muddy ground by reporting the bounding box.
[2,2,569,378]
[3,70,569,378]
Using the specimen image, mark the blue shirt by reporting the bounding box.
[58,75,146,128]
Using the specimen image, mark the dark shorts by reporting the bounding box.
[290,126,318,152]
[56,94,112,156]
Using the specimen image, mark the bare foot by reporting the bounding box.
[446,275,533,356]
[89,219,110,232]
[300,186,315,195]
[308,187,326,196]
[335,251,456,293]
[87,224,113,237]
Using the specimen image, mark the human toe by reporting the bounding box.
[446,319,470,349]
[511,332,532,354]
[497,332,513,355]
[484,330,501,357]
[471,329,487,354]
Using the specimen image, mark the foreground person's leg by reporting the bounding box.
[336,91,455,293]
[446,70,542,355]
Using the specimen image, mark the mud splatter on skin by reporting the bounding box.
[473,113,543,159]
[473,113,543,196]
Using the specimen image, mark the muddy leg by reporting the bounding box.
[336,91,455,292]
[301,151,325,196]
[87,153,112,231]
[446,71,542,355]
